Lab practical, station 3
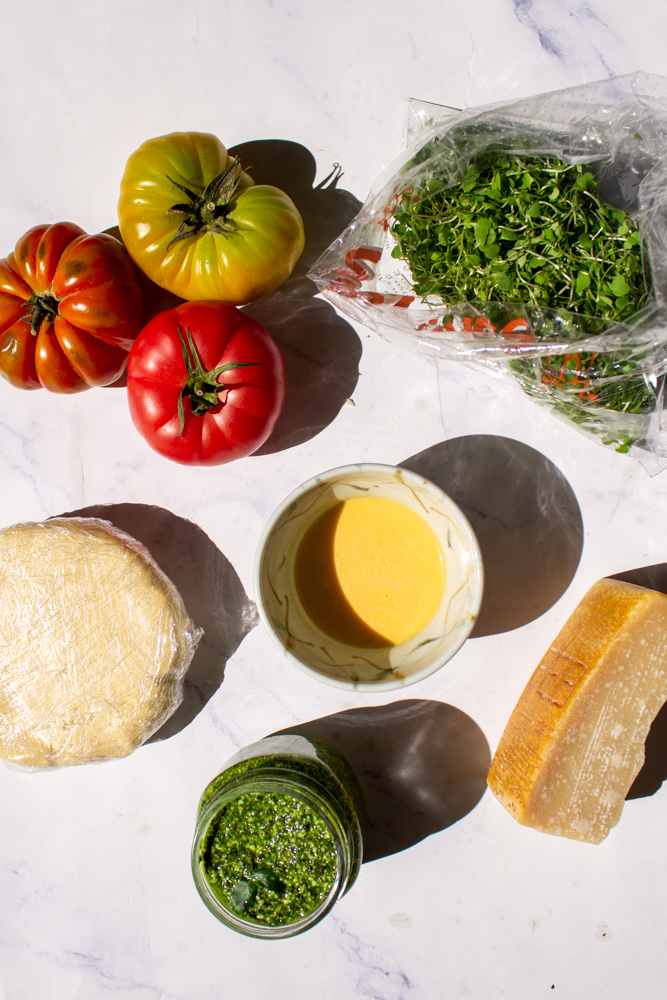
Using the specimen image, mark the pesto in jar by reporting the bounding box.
[200,791,339,925]
[194,735,364,934]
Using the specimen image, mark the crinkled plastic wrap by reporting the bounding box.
[0,516,202,768]
[309,73,667,468]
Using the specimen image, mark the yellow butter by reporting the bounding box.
[293,496,445,647]
[487,577,667,843]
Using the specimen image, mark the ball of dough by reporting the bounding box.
[0,517,200,767]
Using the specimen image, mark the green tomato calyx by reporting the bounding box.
[167,158,246,246]
[23,292,60,335]
[177,325,259,435]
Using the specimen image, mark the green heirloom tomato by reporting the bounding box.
[118,131,305,305]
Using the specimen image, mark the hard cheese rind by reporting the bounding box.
[0,517,201,768]
[487,578,667,843]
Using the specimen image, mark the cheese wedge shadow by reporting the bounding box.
[487,577,667,843]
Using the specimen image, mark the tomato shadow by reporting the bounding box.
[230,139,363,453]
[401,435,584,635]
[274,699,490,863]
[58,502,258,740]
[610,564,667,801]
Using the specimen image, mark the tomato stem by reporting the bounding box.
[22,292,60,335]
[176,325,260,436]
[167,158,247,246]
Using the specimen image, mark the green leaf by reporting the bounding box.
[229,880,257,914]
[610,275,631,297]
[575,272,591,294]
[388,150,647,326]
[461,165,480,191]
[474,218,491,247]
[252,868,287,894]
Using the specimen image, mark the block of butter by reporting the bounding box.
[487,578,667,843]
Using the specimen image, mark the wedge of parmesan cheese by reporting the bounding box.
[487,578,667,843]
[0,517,200,768]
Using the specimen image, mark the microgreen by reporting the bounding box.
[391,153,648,322]
[391,152,656,447]
[508,349,656,451]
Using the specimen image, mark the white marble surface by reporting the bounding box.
[2,2,667,998]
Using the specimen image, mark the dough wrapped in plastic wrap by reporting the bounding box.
[0,516,202,768]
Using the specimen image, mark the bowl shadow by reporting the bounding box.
[401,434,584,636]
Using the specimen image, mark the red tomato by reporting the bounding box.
[0,222,144,392]
[126,301,286,465]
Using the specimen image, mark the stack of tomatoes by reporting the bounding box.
[0,132,304,465]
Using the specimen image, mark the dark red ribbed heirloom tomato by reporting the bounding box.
[126,300,286,465]
[0,222,144,392]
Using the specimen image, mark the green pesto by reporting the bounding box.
[200,791,338,925]
[199,737,364,870]
[196,737,364,929]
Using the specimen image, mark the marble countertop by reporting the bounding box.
[2,2,667,998]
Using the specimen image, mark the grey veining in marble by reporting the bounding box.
[1,2,667,999]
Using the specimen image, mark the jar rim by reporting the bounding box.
[192,769,353,939]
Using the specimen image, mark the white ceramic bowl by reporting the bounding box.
[254,464,484,692]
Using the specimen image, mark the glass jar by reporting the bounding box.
[191,734,364,939]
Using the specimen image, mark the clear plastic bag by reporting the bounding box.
[309,73,667,466]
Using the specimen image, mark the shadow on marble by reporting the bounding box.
[611,564,667,802]
[229,138,363,278]
[401,434,584,636]
[232,139,363,454]
[59,502,258,740]
[245,276,363,453]
[274,698,490,863]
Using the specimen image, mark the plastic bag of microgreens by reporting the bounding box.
[309,73,667,469]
